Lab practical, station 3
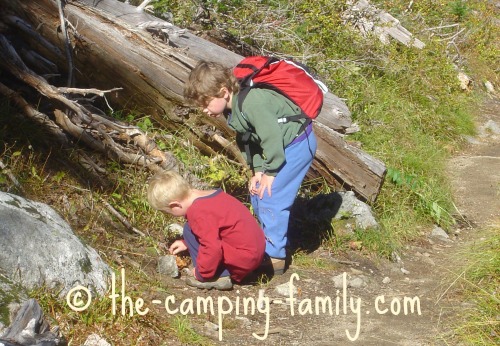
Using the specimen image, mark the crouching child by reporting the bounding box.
[147,170,266,290]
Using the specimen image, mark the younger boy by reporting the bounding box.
[147,170,265,290]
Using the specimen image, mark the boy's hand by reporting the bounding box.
[169,240,187,255]
[249,172,263,195]
[257,173,274,199]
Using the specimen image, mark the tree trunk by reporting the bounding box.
[1,0,386,202]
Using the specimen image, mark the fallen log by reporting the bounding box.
[2,0,386,201]
[343,0,425,49]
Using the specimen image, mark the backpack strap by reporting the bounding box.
[240,130,253,173]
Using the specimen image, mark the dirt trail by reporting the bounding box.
[163,96,500,346]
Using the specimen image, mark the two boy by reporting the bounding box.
[148,59,317,290]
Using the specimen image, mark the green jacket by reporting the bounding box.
[228,88,308,175]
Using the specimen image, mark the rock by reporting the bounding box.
[484,80,495,94]
[348,277,366,288]
[0,271,27,330]
[204,321,219,331]
[430,226,450,241]
[457,71,472,91]
[335,191,379,229]
[382,277,391,284]
[275,282,298,297]
[157,255,179,277]
[332,273,347,288]
[0,299,64,345]
[479,120,500,137]
[84,333,111,346]
[168,223,184,236]
[401,268,410,275]
[390,251,402,263]
[0,192,111,297]
[464,135,482,145]
[235,316,251,327]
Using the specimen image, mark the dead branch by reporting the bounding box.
[0,81,70,145]
[0,33,203,188]
[101,199,146,237]
[58,87,123,97]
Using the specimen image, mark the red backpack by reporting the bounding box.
[233,56,328,125]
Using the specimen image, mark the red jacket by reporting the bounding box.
[186,189,265,282]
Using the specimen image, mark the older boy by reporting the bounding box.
[184,60,317,275]
[147,170,265,290]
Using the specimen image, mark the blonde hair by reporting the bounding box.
[147,170,191,210]
[184,60,240,107]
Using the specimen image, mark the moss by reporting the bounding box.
[0,274,25,327]
[78,255,93,275]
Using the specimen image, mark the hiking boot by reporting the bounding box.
[185,276,233,291]
[259,255,286,276]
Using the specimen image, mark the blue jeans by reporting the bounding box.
[182,223,230,280]
[251,131,317,259]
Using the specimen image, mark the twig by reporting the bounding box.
[331,258,360,266]
[57,87,123,96]
[101,198,146,237]
[435,268,466,305]
[420,23,460,32]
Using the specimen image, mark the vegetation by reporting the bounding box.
[443,228,500,344]
[150,0,498,245]
[0,0,498,344]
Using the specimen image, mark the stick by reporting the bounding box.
[101,199,146,237]
[57,87,123,96]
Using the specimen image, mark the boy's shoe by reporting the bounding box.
[259,255,286,276]
[185,276,233,291]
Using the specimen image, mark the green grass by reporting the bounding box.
[1,0,498,343]
[443,228,500,344]
[150,0,493,251]
[171,315,213,345]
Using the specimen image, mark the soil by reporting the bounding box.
[148,96,499,345]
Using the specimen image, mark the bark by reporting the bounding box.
[0,0,386,201]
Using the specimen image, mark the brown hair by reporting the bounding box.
[147,170,191,211]
[184,60,240,107]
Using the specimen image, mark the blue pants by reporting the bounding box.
[182,223,230,279]
[251,132,317,259]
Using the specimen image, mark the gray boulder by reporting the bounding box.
[0,192,110,297]
[335,191,379,229]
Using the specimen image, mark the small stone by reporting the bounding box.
[382,277,391,284]
[168,223,184,235]
[401,268,410,275]
[484,80,495,94]
[235,316,251,327]
[349,277,365,288]
[157,255,179,277]
[204,321,219,331]
[430,226,450,240]
[332,273,348,288]
[275,282,298,297]
[391,251,402,263]
[84,334,111,346]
